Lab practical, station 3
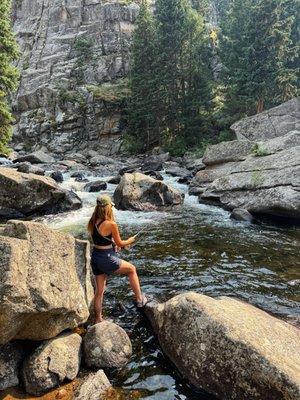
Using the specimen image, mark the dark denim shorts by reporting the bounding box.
[91,248,122,276]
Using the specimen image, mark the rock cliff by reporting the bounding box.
[11,0,139,155]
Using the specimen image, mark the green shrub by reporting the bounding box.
[121,133,144,155]
[251,143,270,157]
[218,129,235,142]
[87,79,130,103]
[74,36,93,59]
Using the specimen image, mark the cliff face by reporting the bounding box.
[11,0,139,155]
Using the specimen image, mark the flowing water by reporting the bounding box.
[41,172,300,400]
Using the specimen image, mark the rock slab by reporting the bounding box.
[231,97,300,141]
[22,333,82,396]
[0,220,94,344]
[83,321,132,368]
[145,292,300,400]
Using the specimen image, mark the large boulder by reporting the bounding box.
[0,342,26,390]
[13,150,55,164]
[74,370,111,400]
[145,293,300,400]
[231,97,300,141]
[0,167,81,217]
[0,220,94,344]
[189,133,300,219]
[83,321,132,368]
[114,172,184,211]
[22,333,82,396]
[200,147,300,219]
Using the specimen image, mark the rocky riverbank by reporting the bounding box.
[189,98,300,221]
[0,221,132,397]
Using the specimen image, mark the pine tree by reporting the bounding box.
[155,0,213,152]
[0,0,19,154]
[127,0,158,151]
[219,0,298,118]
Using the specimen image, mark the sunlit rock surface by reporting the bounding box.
[114,172,184,211]
[22,333,82,396]
[145,292,300,400]
[0,220,93,344]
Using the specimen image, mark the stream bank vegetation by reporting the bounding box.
[0,0,19,155]
[125,0,299,156]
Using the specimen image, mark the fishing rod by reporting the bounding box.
[123,225,149,250]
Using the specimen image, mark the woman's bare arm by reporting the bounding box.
[110,222,135,248]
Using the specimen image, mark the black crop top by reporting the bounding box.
[92,223,113,246]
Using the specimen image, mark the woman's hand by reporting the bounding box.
[127,235,136,245]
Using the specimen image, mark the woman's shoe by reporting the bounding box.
[136,294,148,308]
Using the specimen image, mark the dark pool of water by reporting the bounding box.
[57,181,299,399]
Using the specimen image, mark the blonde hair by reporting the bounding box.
[87,204,114,234]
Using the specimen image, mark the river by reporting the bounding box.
[41,171,300,400]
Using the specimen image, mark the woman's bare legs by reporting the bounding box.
[94,274,107,323]
[115,260,143,303]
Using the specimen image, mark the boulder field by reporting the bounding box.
[145,292,300,400]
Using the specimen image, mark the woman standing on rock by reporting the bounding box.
[87,194,147,323]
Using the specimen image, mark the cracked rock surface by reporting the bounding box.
[0,220,93,344]
[22,333,82,396]
[11,0,139,155]
[145,292,300,400]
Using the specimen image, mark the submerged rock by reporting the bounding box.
[0,220,94,344]
[22,333,82,396]
[83,321,132,368]
[114,172,184,211]
[107,175,121,184]
[74,370,111,400]
[145,292,300,400]
[0,167,81,217]
[0,342,26,390]
[165,166,190,178]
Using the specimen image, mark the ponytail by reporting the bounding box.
[87,205,99,234]
[87,203,115,234]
